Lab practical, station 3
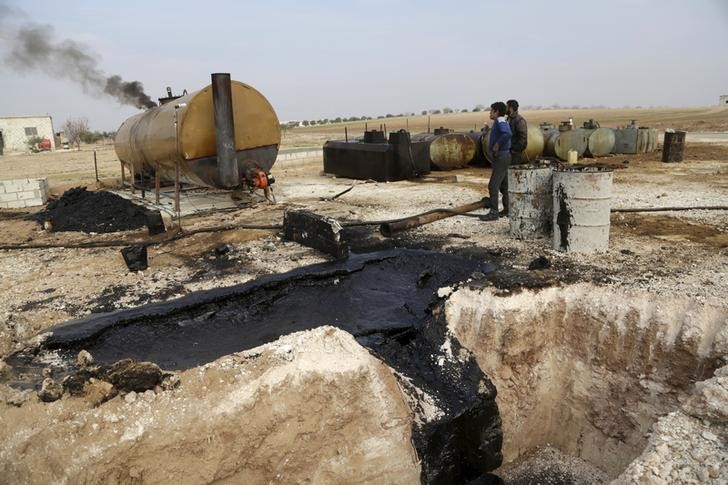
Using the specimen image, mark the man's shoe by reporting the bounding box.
[499,209,509,217]
[479,212,499,221]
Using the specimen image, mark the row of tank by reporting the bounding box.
[416,120,659,171]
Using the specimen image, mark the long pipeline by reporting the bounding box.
[379,200,487,237]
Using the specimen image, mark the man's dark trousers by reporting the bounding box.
[488,151,512,213]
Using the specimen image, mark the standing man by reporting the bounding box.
[481,102,512,221]
[506,99,528,164]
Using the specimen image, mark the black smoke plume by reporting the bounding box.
[2,20,156,109]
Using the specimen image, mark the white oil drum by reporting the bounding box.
[508,164,553,239]
[552,166,613,253]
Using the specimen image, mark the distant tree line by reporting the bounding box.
[297,106,492,126]
[288,104,653,130]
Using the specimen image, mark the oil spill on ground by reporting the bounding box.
[14,249,489,370]
[7,248,503,483]
[341,225,453,253]
[87,283,188,314]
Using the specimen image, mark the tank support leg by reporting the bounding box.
[155,170,160,204]
[175,160,181,227]
[130,164,135,194]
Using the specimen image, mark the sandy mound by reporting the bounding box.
[0,327,419,483]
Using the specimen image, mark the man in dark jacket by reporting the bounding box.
[506,99,528,164]
[481,102,512,221]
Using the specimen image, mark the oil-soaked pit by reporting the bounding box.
[12,249,491,371]
[7,248,726,483]
[6,249,503,483]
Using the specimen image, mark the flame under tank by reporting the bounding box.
[114,80,281,189]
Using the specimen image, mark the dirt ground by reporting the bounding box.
[0,109,726,483]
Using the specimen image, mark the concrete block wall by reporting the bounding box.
[275,149,323,162]
[0,177,49,208]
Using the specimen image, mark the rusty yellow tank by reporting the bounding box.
[114,80,280,189]
[411,132,477,170]
[483,125,544,163]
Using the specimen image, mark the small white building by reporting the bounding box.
[0,115,56,155]
[720,95,728,107]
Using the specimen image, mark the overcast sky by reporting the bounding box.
[1,0,727,131]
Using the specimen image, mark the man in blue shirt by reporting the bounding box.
[481,101,512,221]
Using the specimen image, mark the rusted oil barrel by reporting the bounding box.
[583,128,616,157]
[411,132,476,170]
[662,130,686,163]
[552,166,613,253]
[544,127,588,161]
[508,164,553,239]
[114,79,280,189]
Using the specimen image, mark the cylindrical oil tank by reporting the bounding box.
[544,128,588,161]
[523,126,545,162]
[465,130,487,165]
[483,125,545,164]
[552,166,613,253]
[114,80,280,189]
[411,132,476,170]
[508,164,553,239]
[584,127,616,157]
[636,127,658,153]
[613,125,639,154]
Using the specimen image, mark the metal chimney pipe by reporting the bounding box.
[211,73,238,188]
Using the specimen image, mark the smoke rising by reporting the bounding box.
[2,20,156,109]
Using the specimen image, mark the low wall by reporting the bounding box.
[0,177,49,208]
[276,149,323,162]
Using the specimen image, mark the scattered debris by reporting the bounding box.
[38,377,63,402]
[76,350,94,368]
[121,244,148,272]
[83,378,117,407]
[282,209,349,259]
[104,360,163,393]
[528,256,551,270]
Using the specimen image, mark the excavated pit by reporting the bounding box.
[6,249,726,483]
[446,284,726,480]
[5,249,503,484]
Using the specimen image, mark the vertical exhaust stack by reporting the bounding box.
[211,73,239,188]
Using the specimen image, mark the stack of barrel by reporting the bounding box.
[507,163,613,253]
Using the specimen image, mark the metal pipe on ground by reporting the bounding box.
[380,200,486,237]
[211,73,238,187]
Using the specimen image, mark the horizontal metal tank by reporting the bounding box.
[114,77,280,189]
[613,122,656,154]
[411,132,476,170]
[523,125,545,161]
[584,127,616,157]
[465,130,487,165]
[552,166,613,253]
[508,164,553,239]
[544,125,589,161]
[483,124,544,163]
[637,128,658,153]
